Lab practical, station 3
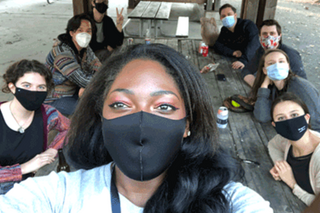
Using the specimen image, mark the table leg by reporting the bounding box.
[155,20,162,38]
[139,19,144,37]
[147,19,151,37]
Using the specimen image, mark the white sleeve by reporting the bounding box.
[224,182,273,213]
[0,171,66,213]
[268,134,288,163]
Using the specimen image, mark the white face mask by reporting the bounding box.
[75,32,92,48]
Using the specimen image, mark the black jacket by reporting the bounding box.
[89,13,124,52]
[213,18,260,65]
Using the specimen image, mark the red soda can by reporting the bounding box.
[202,45,209,57]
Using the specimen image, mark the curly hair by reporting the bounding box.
[67,44,243,212]
[2,59,54,93]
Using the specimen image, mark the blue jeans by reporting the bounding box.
[48,95,79,116]
[0,181,16,195]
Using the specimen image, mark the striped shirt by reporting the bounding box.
[45,40,101,100]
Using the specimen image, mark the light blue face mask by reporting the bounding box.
[266,63,289,81]
[222,16,235,28]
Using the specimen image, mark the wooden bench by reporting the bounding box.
[175,16,189,37]
[124,1,189,38]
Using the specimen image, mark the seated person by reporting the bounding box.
[213,4,260,70]
[268,92,320,206]
[242,19,307,87]
[250,49,320,132]
[45,13,101,116]
[0,44,273,212]
[0,60,70,195]
[89,0,124,61]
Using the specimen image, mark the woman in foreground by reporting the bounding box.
[268,92,320,206]
[0,44,272,212]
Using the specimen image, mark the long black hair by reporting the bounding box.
[67,44,243,212]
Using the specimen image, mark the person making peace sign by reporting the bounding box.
[89,0,124,61]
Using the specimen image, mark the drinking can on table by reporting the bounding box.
[128,38,133,45]
[216,106,228,128]
[198,41,205,54]
[202,45,209,57]
[145,38,151,44]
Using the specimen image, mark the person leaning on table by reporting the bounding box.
[0,44,273,212]
[250,49,320,131]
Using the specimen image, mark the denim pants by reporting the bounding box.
[48,94,79,116]
[0,181,16,195]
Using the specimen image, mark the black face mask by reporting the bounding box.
[274,115,308,141]
[14,87,47,111]
[102,111,186,181]
[94,2,108,14]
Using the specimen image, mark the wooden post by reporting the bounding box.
[128,0,140,9]
[240,0,278,27]
[72,0,90,15]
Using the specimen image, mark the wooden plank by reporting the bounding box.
[179,40,199,70]
[72,0,88,15]
[206,0,213,11]
[141,2,161,19]
[213,0,221,11]
[128,1,151,18]
[128,0,139,9]
[155,2,172,20]
[154,38,168,45]
[241,0,277,25]
[193,40,238,159]
[166,38,179,51]
[175,16,189,37]
[143,0,206,2]
[262,0,278,20]
[242,0,260,23]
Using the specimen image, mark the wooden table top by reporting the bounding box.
[128,1,172,20]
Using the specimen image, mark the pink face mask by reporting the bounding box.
[260,35,281,49]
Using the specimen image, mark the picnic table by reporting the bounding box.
[124,1,189,38]
[37,38,307,212]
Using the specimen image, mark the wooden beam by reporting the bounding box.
[240,0,259,23]
[72,0,89,15]
[240,0,278,26]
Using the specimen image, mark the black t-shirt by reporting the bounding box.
[0,108,44,180]
[287,146,314,194]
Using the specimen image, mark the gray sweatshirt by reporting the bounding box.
[0,163,273,213]
[254,76,320,131]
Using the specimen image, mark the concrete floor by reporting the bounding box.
[0,0,211,101]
